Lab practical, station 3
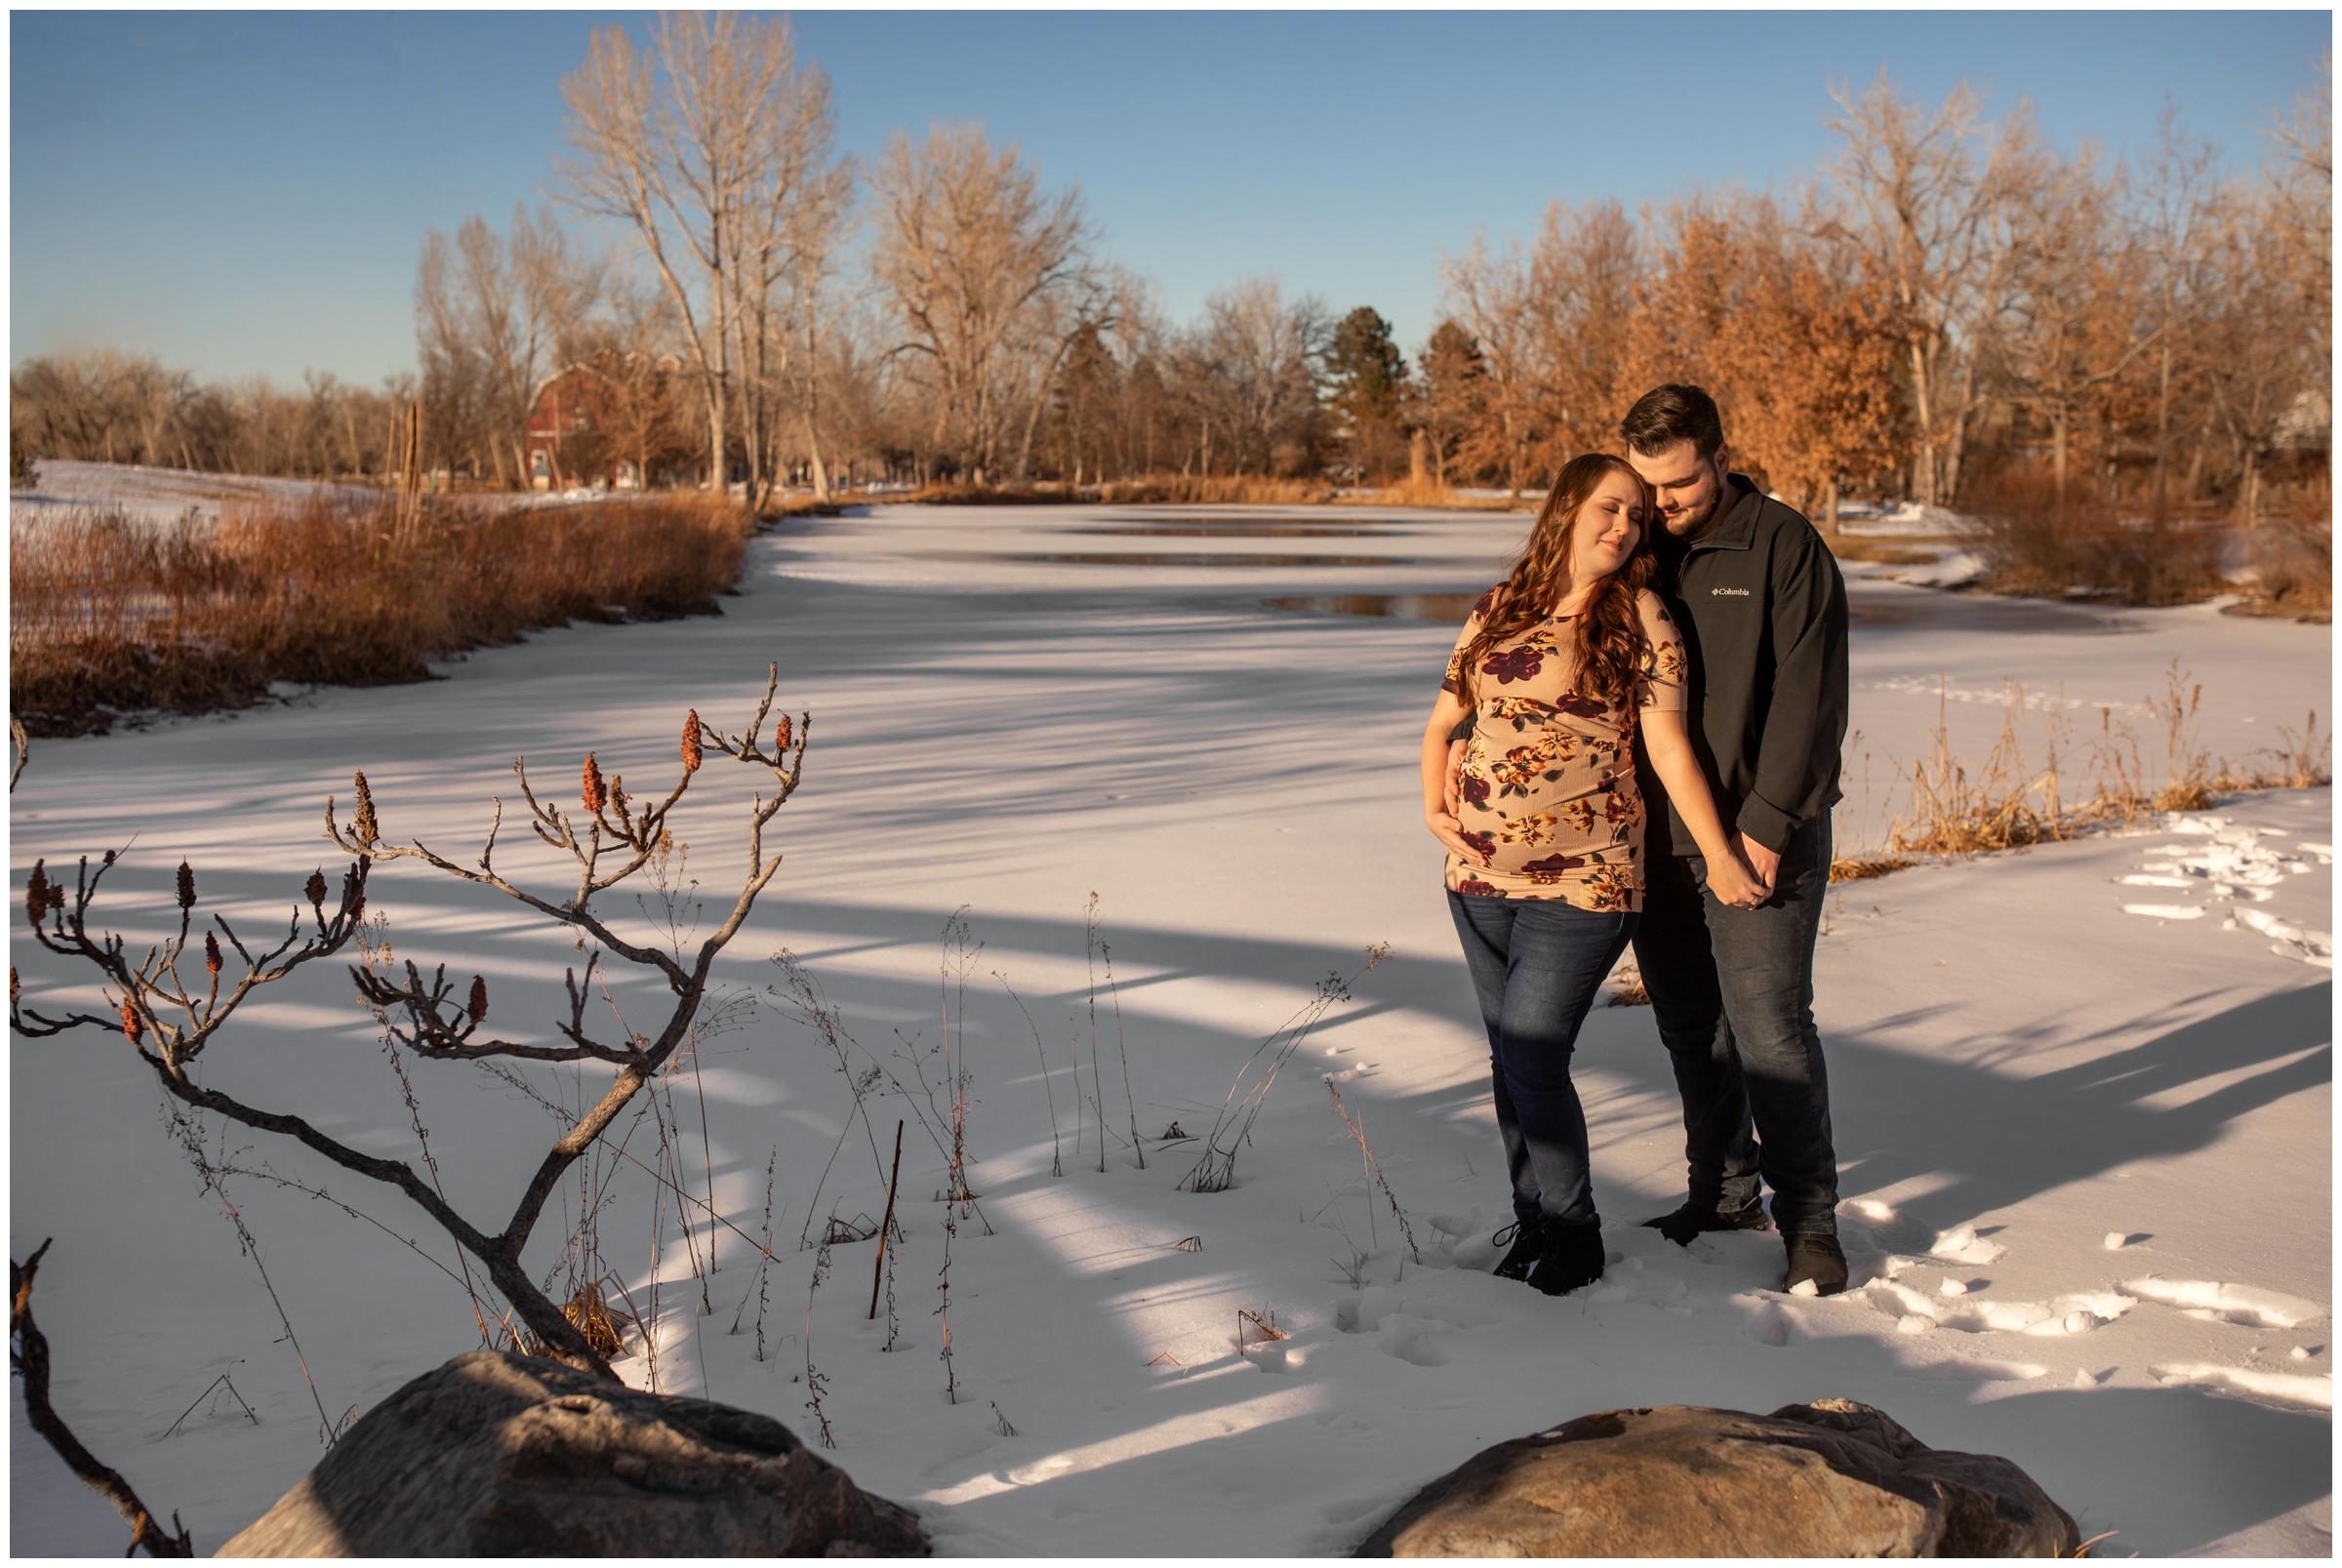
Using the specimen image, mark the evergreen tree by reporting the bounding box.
[1325,305,1409,480]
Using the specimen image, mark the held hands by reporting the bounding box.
[1704,833,1777,910]
[1737,832,1780,898]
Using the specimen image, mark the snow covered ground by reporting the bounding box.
[9,501,2331,1555]
[8,461,380,526]
[8,460,660,527]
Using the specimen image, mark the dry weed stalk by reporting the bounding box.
[935,1172,959,1403]
[868,1121,905,1322]
[803,1226,837,1448]
[11,1242,197,1557]
[1088,893,1145,1170]
[770,951,889,1250]
[1235,1307,1289,1353]
[727,1146,781,1360]
[1181,944,1392,1194]
[11,666,810,1379]
[768,948,994,1236]
[161,1370,260,1439]
[997,973,1065,1176]
[1325,1082,1421,1263]
[2213,710,2332,790]
[162,1103,340,1442]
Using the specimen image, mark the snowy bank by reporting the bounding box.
[10,501,2329,1555]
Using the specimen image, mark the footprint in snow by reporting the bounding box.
[2120,1275,2327,1330]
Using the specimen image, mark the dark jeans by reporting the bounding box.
[1633,817,1840,1236]
[1448,891,1637,1228]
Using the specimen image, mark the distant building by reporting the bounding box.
[522,365,630,491]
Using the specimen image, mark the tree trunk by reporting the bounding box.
[1941,357,1976,507]
[1823,476,1839,536]
[2152,340,2173,525]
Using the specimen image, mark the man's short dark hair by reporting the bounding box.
[1620,383,1725,462]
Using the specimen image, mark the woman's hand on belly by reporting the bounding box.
[1426,801,1490,865]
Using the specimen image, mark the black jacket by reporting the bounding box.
[1636,474,1848,856]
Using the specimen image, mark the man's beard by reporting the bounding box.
[1664,486,1723,539]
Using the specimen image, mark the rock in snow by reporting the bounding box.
[1354,1398,2079,1557]
[218,1350,927,1557]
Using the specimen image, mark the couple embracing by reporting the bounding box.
[1421,383,1851,1301]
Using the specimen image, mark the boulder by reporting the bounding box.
[218,1349,927,1556]
[1356,1398,2078,1557]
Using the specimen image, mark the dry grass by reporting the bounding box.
[1829,856,1918,881]
[1604,961,1650,1008]
[1235,1307,1289,1353]
[1881,666,2328,862]
[11,493,750,735]
[1967,468,2227,607]
[559,1281,630,1360]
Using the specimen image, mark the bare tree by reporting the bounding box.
[415,207,601,489]
[561,13,809,495]
[712,21,857,509]
[1990,142,2156,497]
[1438,233,1540,495]
[1198,275,1324,476]
[2133,108,2227,523]
[1824,70,2044,505]
[868,122,1091,482]
[2261,49,2333,370]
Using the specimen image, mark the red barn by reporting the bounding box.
[522,365,638,491]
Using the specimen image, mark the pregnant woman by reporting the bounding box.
[1420,452,1764,1296]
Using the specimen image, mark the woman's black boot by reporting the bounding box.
[1532,1219,1605,1296]
[1491,1216,1547,1281]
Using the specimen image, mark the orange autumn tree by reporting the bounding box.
[1631,194,1910,530]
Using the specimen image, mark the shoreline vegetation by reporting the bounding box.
[1828,665,2329,891]
[9,492,751,737]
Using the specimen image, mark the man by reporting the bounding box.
[1446,383,1850,1295]
[1618,383,1850,1295]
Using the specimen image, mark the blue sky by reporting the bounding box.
[10,10,2330,385]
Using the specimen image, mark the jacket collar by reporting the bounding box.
[1691,475,1762,552]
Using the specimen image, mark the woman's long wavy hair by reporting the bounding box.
[1457,452,1657,712]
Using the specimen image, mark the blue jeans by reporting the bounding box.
[1448,892,1637,1228]
[1632,816,1840,1236]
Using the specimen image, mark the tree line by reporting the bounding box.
[11,20,2328,530]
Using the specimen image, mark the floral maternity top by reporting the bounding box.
[1441,586,1687,910]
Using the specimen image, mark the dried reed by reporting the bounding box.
[1325,1082,1421,1263]
[10,493,749,735]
